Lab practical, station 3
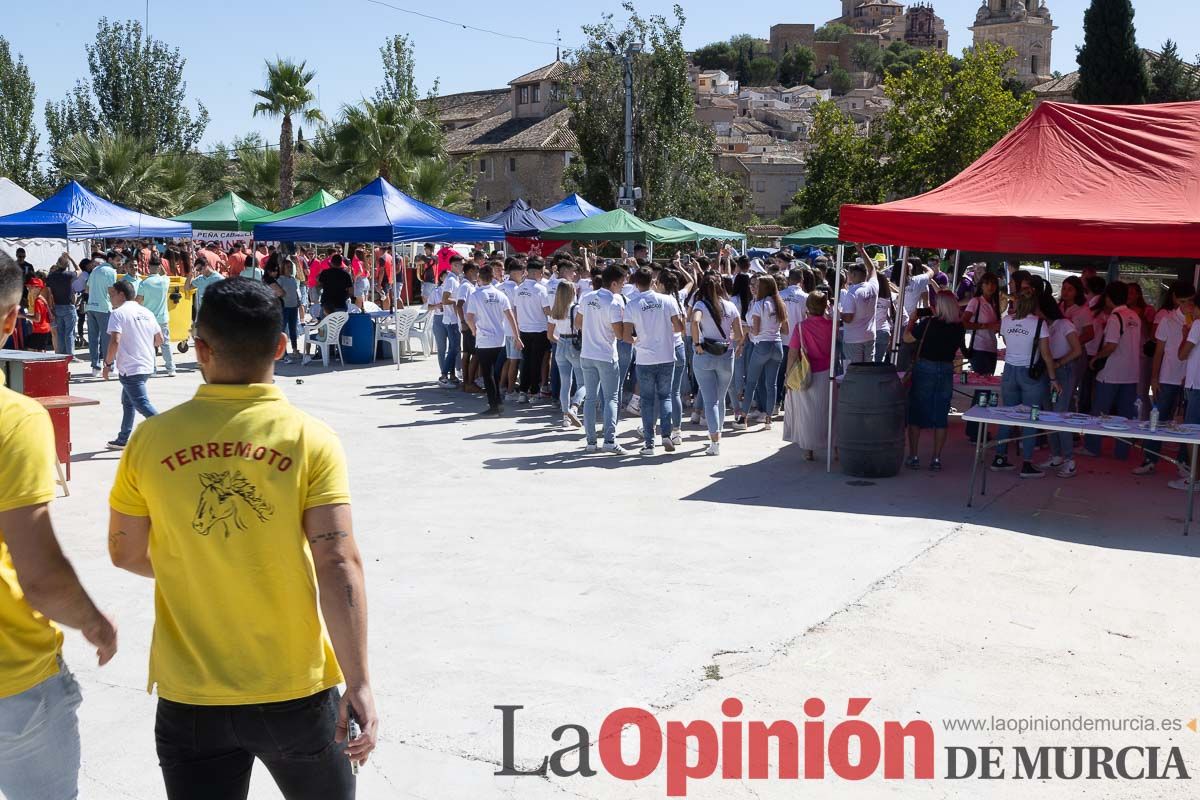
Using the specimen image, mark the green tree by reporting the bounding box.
[778,46,815,86]
[375,34,418,105]
[851,42,883,73]
[252,59,324,209]
[879,40,923,78]
[830,67,855,95]
[746,56,780,85]
[409,158,474,214]
[567,3,745,227]
[883,44,1031,197]
[815,23,853,42]
[230,134,282,210]
[54,131,187,214]
[1074,0,1149,104]
[0,37,40,190]
[333,99,443,186]
[691,41,737,74]
[791,101,885,227]
[44,17,208,173]
[1148,40,1199,102]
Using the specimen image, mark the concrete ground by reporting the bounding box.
[44,348,1200,799]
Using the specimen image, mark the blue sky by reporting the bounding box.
[5,0,1192,149]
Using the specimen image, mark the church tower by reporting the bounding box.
[970,0,1056,86]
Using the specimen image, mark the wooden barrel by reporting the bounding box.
[836,363,906,478]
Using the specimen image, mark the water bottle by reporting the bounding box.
[1031,404,1040,421]
[1134,398,1144,421]
[1050,387,1059,406]
[1150,406,1160,432]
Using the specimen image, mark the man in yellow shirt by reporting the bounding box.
[108,278,377,799]
[0,259,117,800]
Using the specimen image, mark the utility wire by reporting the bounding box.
[364,0,562,48]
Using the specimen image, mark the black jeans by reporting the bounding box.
[519,331,549,394]
[155,688,354,800]
[476,346,504,408]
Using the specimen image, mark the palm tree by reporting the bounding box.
[333,98,442,189]
[409,157,473,213]
[251,59,324,208]
[232,142,282,211]
[55,131,177,214]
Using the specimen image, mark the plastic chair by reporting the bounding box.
[302,312,348,367]
[409,309,434,357]
[375,307,422,364]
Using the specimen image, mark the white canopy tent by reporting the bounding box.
[0,178,88,268]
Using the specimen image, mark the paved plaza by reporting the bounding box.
[49,350,1200,799]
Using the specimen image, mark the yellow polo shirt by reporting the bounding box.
[109,383,350,705]
[0,379,62,699]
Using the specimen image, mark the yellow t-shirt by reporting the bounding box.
[109,383,350,705]
[0,381,62,699]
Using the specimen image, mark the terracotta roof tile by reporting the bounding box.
[446,108,577,154]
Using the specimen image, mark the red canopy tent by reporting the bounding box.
[840,101,1200,259]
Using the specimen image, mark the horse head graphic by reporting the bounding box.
[193,470,275,538]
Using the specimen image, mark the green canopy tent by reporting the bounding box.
[650,216,746,245]
[246,189,340,225]
[171,191,272,233]
[781,223,842,246]
[543,209,696,246]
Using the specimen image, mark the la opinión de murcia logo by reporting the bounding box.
[495,699,1192,796]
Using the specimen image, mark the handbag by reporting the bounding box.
[700,299,730,355]
[565,303,582,351]
[785,323,813,391]
[1028,318,1046,380]
[1091,312,1123,374]
[900,320,932,391]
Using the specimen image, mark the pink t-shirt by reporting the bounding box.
[791,316,833,374]
[306,257,329,287]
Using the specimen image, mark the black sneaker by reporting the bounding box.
[930,458,942,472]
[990,457,1014,472]
[1019,462,1044,479]
[478,406,502,417]
[106,440,126,451]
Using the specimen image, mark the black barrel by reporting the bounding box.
[836,363,906,478]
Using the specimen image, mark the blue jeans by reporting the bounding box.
[555,343,586,413]
[1143,383,1186,465]
[117,373,157,444]
[53,305,77,356]
[1085,381,1138,459]
[158,322,174,374]
[743,340,783,417]
[731,340,752,413]
[874,329,892,363]
[0,664,82,800]
[693,350,735,437]
[617,340,634,403]
[549,343,561,398]
[637,362,674,442]
[86,309,110,369]
[671,343,687,429]
[1047,359,1077,460]
[995,364,1049,462]
[432,316,450,377]
[581,357,620,446]
[444,323,461,376]
[282,306,300,350]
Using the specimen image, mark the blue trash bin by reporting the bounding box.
[340,313,377,364]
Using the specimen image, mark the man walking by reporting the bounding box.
[85,251,118,377]
[104,280,161,450]
[623,268,684,455]
[108,278,378,799]
[0,259,117,800]
[436,256,463,388]
[577,264,628,454]
[513,258,551,403]
[137,260,176,376]
[186,253,225,315]
[45,254,80,358]
[466,265,523,416]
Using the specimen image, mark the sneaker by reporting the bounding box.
[105,440,126,450]
[1131,461,1156,476]
[517,392,529,404]
[585,442,599,453]
[165,370,176,377]
[1019,463,1044,479]
[906,456,920,470]
[705,441,721,456]
[474,377,485,388]
[670,431,682,447]
[1057,460,1077,478]
[565,408,582,427]
[478,405,502,417]
[541,383,552,394]
[930,458,942,472]
[1038,457,1064,470]
[663,437,676,453]
[990,457,1015,472]
[437,377,453,388]
[561,415,574,430]
[539,391,553,400]
[1168,477,1196,491]
[689,411,701,425]
[625,398,641,415]
[601,442,628,455]
[763,420,773,431]
[91,368,102,378]
[638,444,654,456]
[731,417,747,431]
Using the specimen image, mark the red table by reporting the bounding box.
[0,350,96,486]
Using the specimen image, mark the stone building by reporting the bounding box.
[829,0,948,52]
[970,0,1056,87]
[769,24,816,60]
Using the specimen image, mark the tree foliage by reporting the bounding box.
[567,3,745,228]
[1148,40,1199,102]
[746,56,780,85]
[375,34,419,106]
[778,46,816,87]
[790,102,885,227]
[44,18,208,175]
[0,37,40,190]
[815,23,854,43]
[251,59,324,208]
[54,131,200,215]
[1074,0,1149,104]
[830,67,855,95]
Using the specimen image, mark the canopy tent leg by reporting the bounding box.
[888,247,910,363]
[951,250,962,291]
[394,237,402,371]
[1043,260,1051,284]
[826,244,844,474]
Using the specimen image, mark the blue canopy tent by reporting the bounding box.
[253,177,505,369]
[482,199,562,237]
[539,193,606,224]
[0,181,192,240]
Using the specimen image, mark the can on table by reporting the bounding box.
[1031,404,1040,421]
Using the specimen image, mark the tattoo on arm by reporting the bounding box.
[307,530,349,545]
[108,530,126,550]
[344,583,356,608]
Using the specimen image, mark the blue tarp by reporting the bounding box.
[482,199,563,237]
[0,181,192,240]
[539,193,606,224]
[253,177,505,243]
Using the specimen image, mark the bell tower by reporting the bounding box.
[971,0,1056,86]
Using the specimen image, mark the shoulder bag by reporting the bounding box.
[566,303,582,351]
[1027,318,1046,379]
[900,319,932,391]
[700,301,730,356]
[1091,312,1123,374]
[785,323,813,391]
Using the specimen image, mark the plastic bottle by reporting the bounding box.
[1134,398,1144,421]
[1150,406,1160,432]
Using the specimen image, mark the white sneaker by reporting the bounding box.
[517,392,529,404]
[565,407,582,427]
[437,377,453,388]
[763,420,773,431]
[91,368,102,378]
[689,411,701,425]
[670,431,682,447]
[748,411,764,423]
[602,442,628,455]
[562,415,574,430]
[1168,477,1195,491]
[1038,456,1064,470]
[638,444,654,456]
[731,418,747,431]
[663,437,676,453]
[626,398,641,415]
[1131,461,1156,476]
[1057,460,1077,478]
[705,442,721,456]
[585,443,599,453]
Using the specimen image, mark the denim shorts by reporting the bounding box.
[505,335,520,360]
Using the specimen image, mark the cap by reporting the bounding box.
[873,253,887,263]
[27,277,44,289]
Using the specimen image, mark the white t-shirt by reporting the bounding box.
[453,279,476,324]
[998,314,1048,368]
[1048,318,1078,362]
[106,301,160,376]
[964,296,999,353]
[1185,323,1200,390]
[1156,309,1187,387]
[499,278,520,306]
[439,272,461,325]
[748,297,784,344]
[579,288,624,362]
[874,296,893,335]
[780,285,808,337]
[1085,299,1106,357]
[1062,302,1094,357]
[693,298,739,344]
[548,307,577,341]
[620,284,637,300]
[513,279,550,333]
[1096,306,1142,385]
[625,291,681,365]
[903,271,931,317]
[466,284,513,349]
[576,278,594,297]
[839,280,878,344]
